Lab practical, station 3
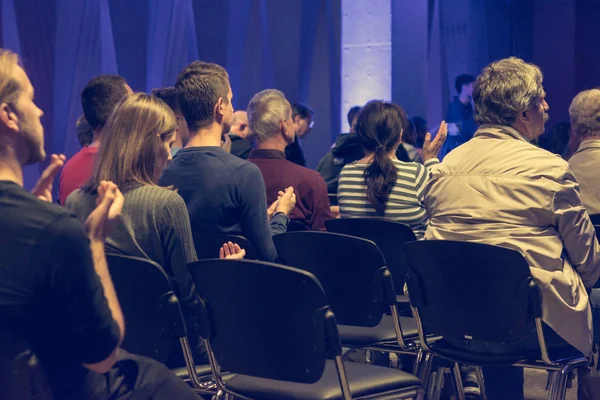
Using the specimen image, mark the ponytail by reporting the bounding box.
[364,146,397,215]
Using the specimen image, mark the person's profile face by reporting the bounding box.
[175,112,189,144]
[222,86,234,133]
[295,116,313,139]
[463,82,474,97]
[13,65,45,165]
[156,131,176,180]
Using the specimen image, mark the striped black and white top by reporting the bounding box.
[338,159,438,239]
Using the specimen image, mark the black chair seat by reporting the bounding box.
[224,359,422,400]
[172,364,213,379]
[429,340,582,367]
[338,315,418,346]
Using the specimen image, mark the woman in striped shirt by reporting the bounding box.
[338,100,447,238]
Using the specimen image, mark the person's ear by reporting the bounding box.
[216,97,226,117]
[0,103,19,132]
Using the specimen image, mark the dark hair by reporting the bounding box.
[455,73,475,93]
[75,115,93,147]
[81,75,129,130]
[291,102,314,120]
[347,106,362,126]
[175,61,230,132]
[411,116,428,148]
[356,100,408,215]
[152,87,180,113]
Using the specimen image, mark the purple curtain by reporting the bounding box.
[0,0,341,190]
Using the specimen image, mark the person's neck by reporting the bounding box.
[0,148,23,186]
[256,137,287,153]
[185,123,223,148]
[459,93,471,104]
[89,129,102,147]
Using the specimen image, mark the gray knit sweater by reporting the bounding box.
[66,184,198,301]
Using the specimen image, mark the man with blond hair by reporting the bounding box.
[229,110,253,159]
[0,49,198,399]
[424,57,600,399]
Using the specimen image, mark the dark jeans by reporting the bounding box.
[82,350,203,400]
[447,324,570,400]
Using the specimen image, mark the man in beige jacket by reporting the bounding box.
[424,57,600,399]
[569,89,600,216]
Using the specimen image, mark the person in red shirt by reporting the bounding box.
[59,75,132,204]
[248,89,332,231]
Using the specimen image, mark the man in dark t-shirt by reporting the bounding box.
[0,49,199,399]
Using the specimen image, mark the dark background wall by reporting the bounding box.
[0,0,340,188]
[393,0,600,133]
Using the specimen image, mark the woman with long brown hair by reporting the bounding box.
[337,100,447,238]
[66,93,241,363]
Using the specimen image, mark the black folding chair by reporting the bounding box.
[404,240,589,400]
[0,330,53,400]
[288,220,310,231]
[326,218,416,315]
[274,232,424,372]
[105,254,214,394]
[188,259,424,400]
[194,233,258,260]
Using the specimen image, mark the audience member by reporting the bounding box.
[59,75,131,204]
[159,61,295,262]
[397,119,423,163]
[229,110,253,159]
[75,115,93,147]
[441,73,477,158]
[317,106,364,194]
[423,57,600,400]
[537,120,571,158]
[337,100,447,239]
[67,93,245,365]
[248,89,332,231]
[0,49,199,400]
[569,89,600,215]
[412,116,428,148]
[285,102,314,166]
[152,86,190,156]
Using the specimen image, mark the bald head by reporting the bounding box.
[569,89,600,140]
[230,110,251,138]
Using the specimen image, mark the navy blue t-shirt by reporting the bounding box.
[159,146,286,262]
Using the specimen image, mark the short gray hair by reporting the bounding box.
[247,89,291,142]
[569,89,600,139]
[473,57,545,126]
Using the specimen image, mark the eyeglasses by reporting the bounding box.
[308,120,315,129]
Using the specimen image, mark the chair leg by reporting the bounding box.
[429,365,446,400]
[417,351,434,392]
[413,348,424,376]
[450,363,466,400]
[547,358,588,400]
[474,366,487,400]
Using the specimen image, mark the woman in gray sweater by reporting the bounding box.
[66,93,241,363]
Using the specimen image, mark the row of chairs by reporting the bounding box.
[9,218,593,398]
[110,218,589,399]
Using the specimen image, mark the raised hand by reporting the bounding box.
[422,121,448,161]
[275,186,296,216]
[31,154,66,202]
[219,241,246,260]
[84,181,124,242]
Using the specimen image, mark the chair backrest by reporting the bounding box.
[274,231,393,327]
[404,240,536,343]
[288,220,310,231]
[590,214,600,225]
[194,233,258,260]
[0,329,53,400]
[326,218,416,291]
[188,259,339,383]
[106,254,187,363]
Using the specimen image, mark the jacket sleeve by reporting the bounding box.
[554,166,600,288]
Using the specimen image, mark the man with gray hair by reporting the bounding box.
[569,89,600,215]
[423,57,600,399]
[248,89,332,230]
